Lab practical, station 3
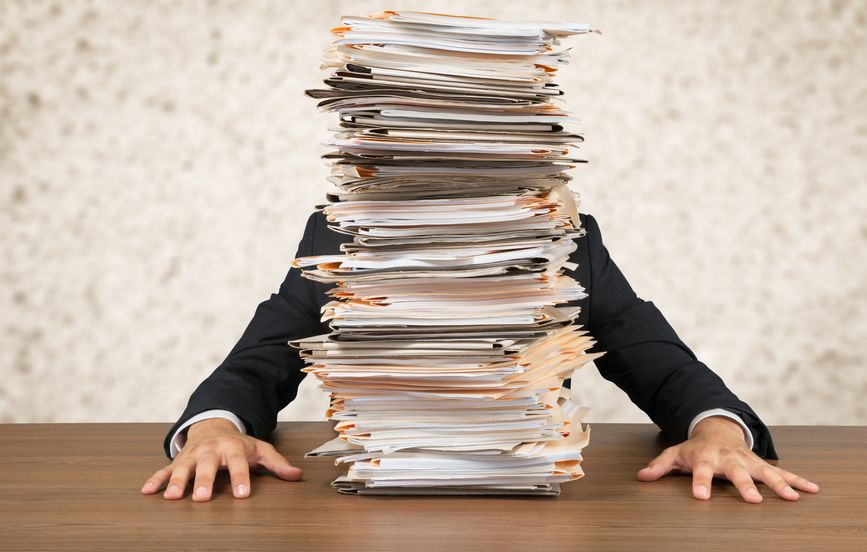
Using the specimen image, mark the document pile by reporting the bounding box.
[290,10,604,496]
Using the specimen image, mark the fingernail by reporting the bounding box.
[165,484,179,497]
[141,482,154,492]
[695,485,709,499]
[748,488,762,499]
[195,486,208,499]
[235,484,247,497]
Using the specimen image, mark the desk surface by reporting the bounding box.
[0,422,864,552]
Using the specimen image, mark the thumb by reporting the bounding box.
[255,445,304,482]
[637,446,680,482]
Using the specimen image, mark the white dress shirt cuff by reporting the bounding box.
[687,408,755,450]
[169,409,247,459]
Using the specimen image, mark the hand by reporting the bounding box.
[140,418,303,501]
[636,416,820,503]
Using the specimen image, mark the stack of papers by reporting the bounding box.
[290,10,604,496]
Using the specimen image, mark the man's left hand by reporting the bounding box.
[636,416,820,503]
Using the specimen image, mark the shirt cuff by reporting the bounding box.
[169,409,246,459]
[687,408,755,450]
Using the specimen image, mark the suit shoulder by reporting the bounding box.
[313,209,328,225]
[303,210,330,238]
[308,209,351,255]
[305,209,327,230]
[578,212,600,239]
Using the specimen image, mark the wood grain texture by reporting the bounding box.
[0,422,863,552]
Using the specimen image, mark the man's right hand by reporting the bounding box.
[140,418,303,501]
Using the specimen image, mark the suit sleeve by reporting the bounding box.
[583,214,778,459]
[162,212,326,459]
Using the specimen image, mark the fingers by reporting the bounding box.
[639,434,820,504]
[755,464,799,501]
[226,453,251,498]
[163,460,195,500]
[141,465,172,494]
[691,459,715,500]
[777,468,820,493]
[255,443,303,482]
[637,446,680,482]
[191,452,221,502]
[141,437,304,502]
[723,461,763,504]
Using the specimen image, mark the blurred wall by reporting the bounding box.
[1,0,865,427]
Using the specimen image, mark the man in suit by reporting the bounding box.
[141,211,819,503]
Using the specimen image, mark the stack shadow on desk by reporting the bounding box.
[289,10,604,496]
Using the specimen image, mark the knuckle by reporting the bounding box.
[167,475,187,487]
[173,448,192,460]
[257,440,276,451]
[716,446,734,457]
[241,438,259,455]
[686,442,712,456]
[737,448,757,459]
[735,472,754,487]
[691,468,711,481]
[724,463,746,481]
[721,456,743,471]
[226,452,247,463]
[759,466,782,482]
[193,474,215,486]
[778,468,801,482]
[229,471,250,484]
[772,480,789,492]
[223,438,250,453]
[692,454,715,467]
[226,457,250,474]
[229,463,250,475]
[196,450,219,463]
[760,463,781,478]
[194,463,218,476]
[733,479,753,492]
[168,461,189,474]
[257,443,280,456]
[748,457,769,471]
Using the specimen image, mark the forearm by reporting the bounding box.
[580,213,777,459]
[594,323,725,430]
[163,291,324,459]
[163,212,328,459]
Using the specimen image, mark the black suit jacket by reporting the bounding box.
[163,212,778,460]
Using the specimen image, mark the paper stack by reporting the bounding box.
[290,10,604,496]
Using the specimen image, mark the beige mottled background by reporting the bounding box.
[1,0,865,429]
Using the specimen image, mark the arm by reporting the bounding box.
[144,212,325,501]
[581,214,819,502]
[582,213,777,459]
[161,212,327,459]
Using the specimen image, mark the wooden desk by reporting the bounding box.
[0,422,863,551]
